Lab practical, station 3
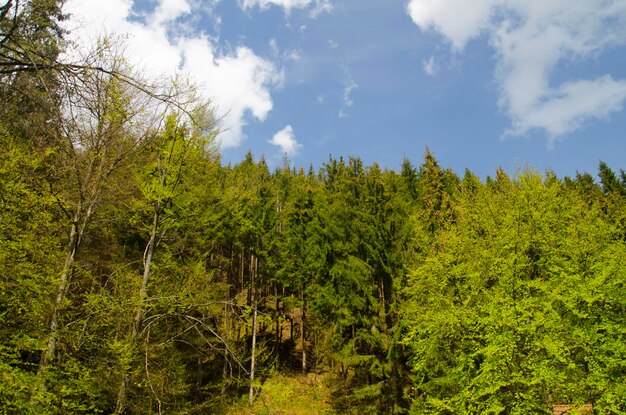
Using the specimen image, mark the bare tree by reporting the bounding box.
[33,39,189,401]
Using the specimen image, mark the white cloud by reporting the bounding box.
[343,79,358,107]
[181,39,283,147]
[507,75,626,141]
[422,55,436,77]
[63,0,281,148]
[269,125,302,156]
[407,0,626,142]
[285,50,302,62]
[153,0,191,25]
[337,77,358,118]
[240,0,332,16]
[268,38,302,62]
[407,0,494,51]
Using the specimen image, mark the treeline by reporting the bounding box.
[2,2,626,414]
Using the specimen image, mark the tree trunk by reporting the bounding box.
[38,221,78,374]
[221,287,230,396]
[115,205,159,414]
[275,286,280,369]
[37,195,94,385]
[248,297,258,405]
[248,253,258,405]
[379,276,388,333]
[300,286,307,374]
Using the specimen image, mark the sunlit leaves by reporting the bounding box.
[403,169,626,413]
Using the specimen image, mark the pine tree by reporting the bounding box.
[416,148,458,234]
[598,161,626,197]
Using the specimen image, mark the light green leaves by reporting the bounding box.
[403,169,626,414]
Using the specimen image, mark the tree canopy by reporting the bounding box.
[2,4,626,414]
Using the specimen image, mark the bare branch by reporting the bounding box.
[0,0,18,49]
[183,314,249,375]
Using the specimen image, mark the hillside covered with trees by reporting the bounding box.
[2,1,626,414]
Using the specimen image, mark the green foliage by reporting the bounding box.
[598,161,626,197]
[5,117,626,413]
[3,10,626,412]
[0,132,62,413]
[402,169,626,414]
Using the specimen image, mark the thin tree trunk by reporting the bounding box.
[300,286,307,374]
[280,287,284,350]
[37,195,95,384]
[379,276,387,333]
[133,207,159,335]
[115,205,159,414]
[275,286,280,369]
[290,293,294,342]
[38,221,78,374]
[37,122,113,383]
[221,286,230,396]
[240,248,245,298]
[248,253,258,405]
[248,297,258,405]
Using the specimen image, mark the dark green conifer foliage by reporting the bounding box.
[416,148,458,234]
[401,156,419,201]
[598,161,626,197]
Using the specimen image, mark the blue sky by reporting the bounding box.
[64,0,626,178]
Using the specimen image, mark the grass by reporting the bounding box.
[219,372,336,415]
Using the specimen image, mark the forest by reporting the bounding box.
[2,1,626,414]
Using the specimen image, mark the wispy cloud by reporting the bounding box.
[269,125,302,156]
[64,0,282,149]
[239,0,332,17]
[269,38,302,63]
[343,79,358,107]
[407,0,626,143]
[422,55,436,77]
[269,38,279,55]
[338,77,358,118]
[338,78,359,118]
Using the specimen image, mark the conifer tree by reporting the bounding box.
[598,161,626,197]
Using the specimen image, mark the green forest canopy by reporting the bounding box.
[2,2,626,414]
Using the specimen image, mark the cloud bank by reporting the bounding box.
[64,0,282,148]
[407,0,626,142]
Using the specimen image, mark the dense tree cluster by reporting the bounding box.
[2,2,626,414]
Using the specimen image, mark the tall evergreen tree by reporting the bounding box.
[598,161,626,197]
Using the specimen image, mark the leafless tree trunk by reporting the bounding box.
[301,286,307,374]
[248,296,258,405]
[248,253,259,405]
[115,204,160,414]
[33,41,170,403]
